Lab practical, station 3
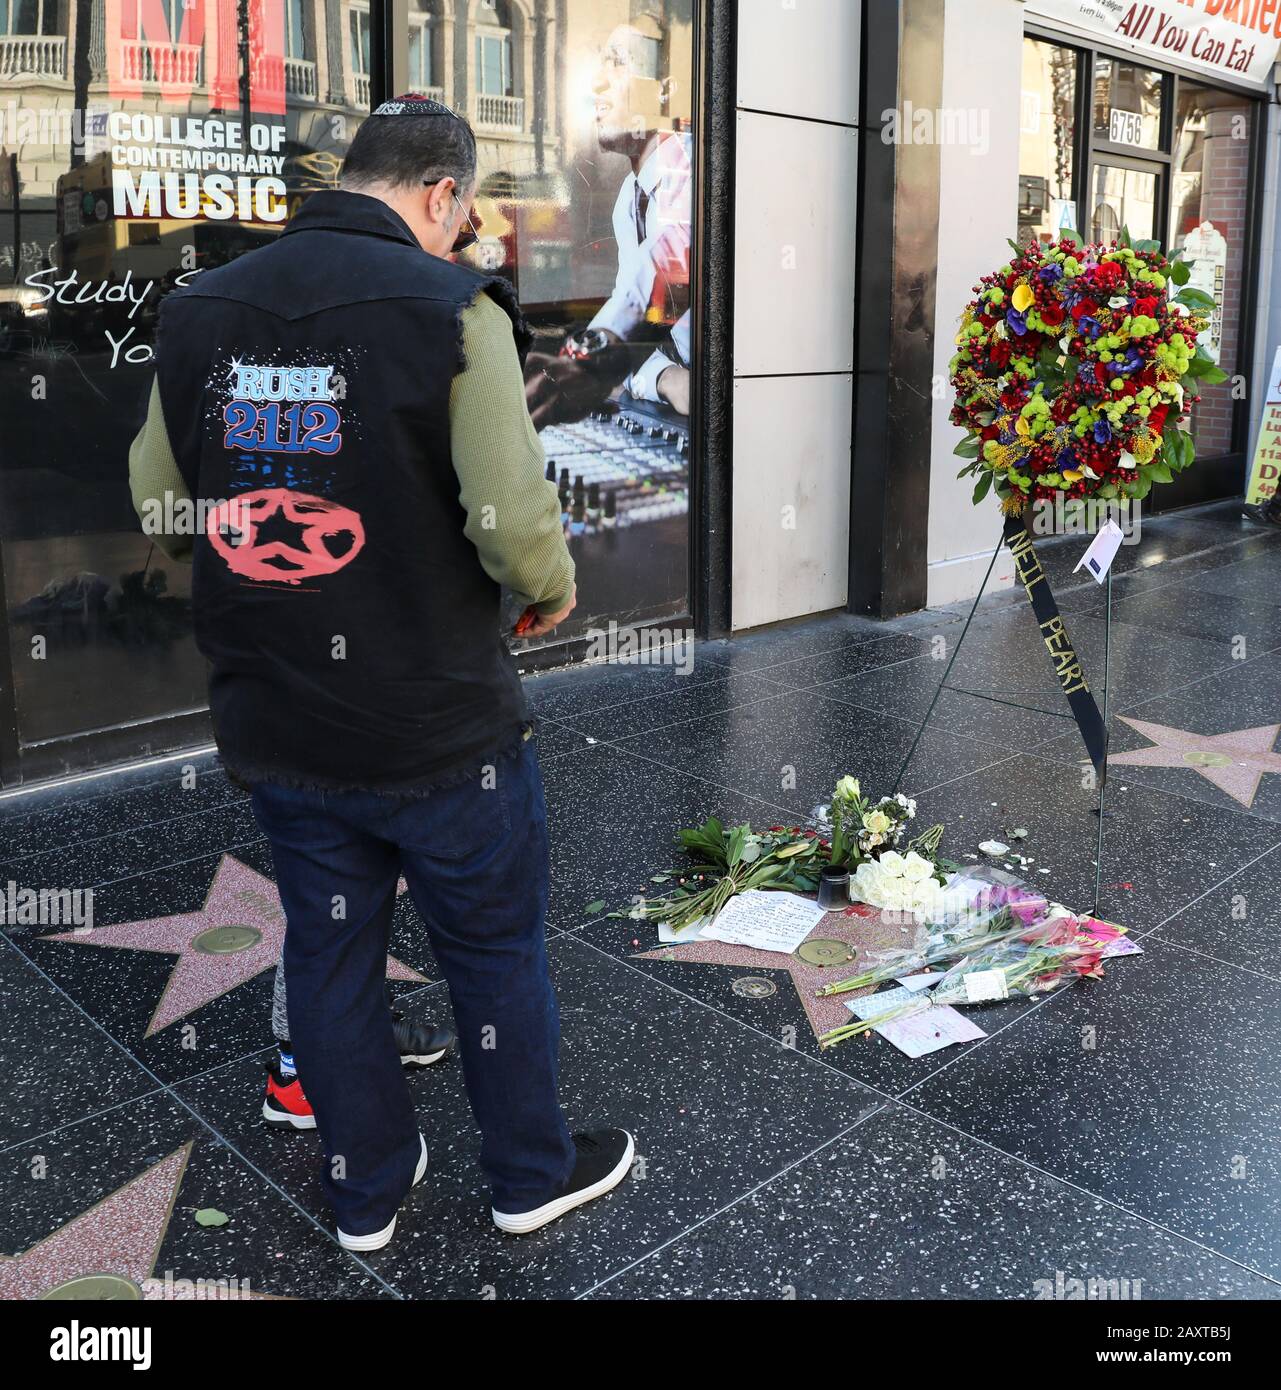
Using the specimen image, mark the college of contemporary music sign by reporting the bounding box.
[1026,1,1281,90]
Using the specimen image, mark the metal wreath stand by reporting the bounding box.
[890,515,1115,918]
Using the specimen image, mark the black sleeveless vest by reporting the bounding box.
[156,191,531,791]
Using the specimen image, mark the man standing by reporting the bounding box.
[129,98,632,1249]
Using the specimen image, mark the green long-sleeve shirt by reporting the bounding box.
[128,290,575,615]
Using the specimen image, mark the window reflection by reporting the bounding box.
[1171,80,1252,458]
[0,0,368,748]
[1018,38,1077,247]
[1094,57,1163,151]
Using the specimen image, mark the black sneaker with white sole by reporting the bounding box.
[337,1131,429,1253]
[492,1128,634,1235]
[391,1011,456,1068]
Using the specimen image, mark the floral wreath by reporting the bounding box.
[950,230,1226,511]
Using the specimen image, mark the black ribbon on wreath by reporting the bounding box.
[1002,514,1107,774]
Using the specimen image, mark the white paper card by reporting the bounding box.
[1074,519,1125,584]
[847,986,986,1058]
[896,971,945,992]
[700,890,829,954]
[963,968,1009,1003]
[1102,935,1143,958]
[658,918,710,944]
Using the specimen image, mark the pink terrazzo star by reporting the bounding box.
[0,1146,189,1300]
[42,854,426,1037]
[1110,716,1281,809]
[634,903,915,1040]
[0,1144,277,1301]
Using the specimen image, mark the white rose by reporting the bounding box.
[900,851,933,883]
[852,861,888,907]
[881,879,913,911]
[877,850,906,878]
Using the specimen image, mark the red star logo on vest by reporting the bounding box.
[207,488,365,585]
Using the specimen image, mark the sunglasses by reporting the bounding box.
[420,180,482,252]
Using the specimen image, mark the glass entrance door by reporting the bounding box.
[1088,156,1161,245]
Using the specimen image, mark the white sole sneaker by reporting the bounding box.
[261,1101,317,1130]
[337,1132,429,1253]
[492,1131,635,1235]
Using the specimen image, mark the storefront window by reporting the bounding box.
[1018,38,1077,247]
[1170,80,1253,458]
[434,0,696,648]
[349,4,372,79]
[1093,57,1163,152]
[0,1,367,757]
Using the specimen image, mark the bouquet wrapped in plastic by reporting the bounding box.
[817,908,1119,1049]
[815,868,1050,999]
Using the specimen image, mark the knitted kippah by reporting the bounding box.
[372,95,463,120]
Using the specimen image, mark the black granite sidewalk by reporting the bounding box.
[3,500,1280,1300]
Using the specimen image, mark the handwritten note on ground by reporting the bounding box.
[700,890,829,955]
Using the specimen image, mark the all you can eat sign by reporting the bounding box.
[1026,1,1281,89]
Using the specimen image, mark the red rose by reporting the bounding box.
[1150,405,1169,432]
[1040,303,1065,328]
[1134,296,1159,317]
[1071,299,1099,322]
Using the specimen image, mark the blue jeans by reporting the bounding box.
[250,737,574,1235]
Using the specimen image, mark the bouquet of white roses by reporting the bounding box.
[850,849,944,914]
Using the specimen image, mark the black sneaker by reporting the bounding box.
[1242,499,1281,529]
[391,1011,456,1068]
[492,1128,634,1235]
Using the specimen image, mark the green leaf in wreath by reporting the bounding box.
[972,471,993,505]
[1176,287,1216,311]
[1170,259,1191,285]
[953,433,981,459]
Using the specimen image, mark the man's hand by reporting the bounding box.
[657,364,691,416]
[517,586,577,639]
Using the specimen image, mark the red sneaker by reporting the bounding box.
[262,1061,316,1130]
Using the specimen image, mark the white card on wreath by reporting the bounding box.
[1073,519,1126,584]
